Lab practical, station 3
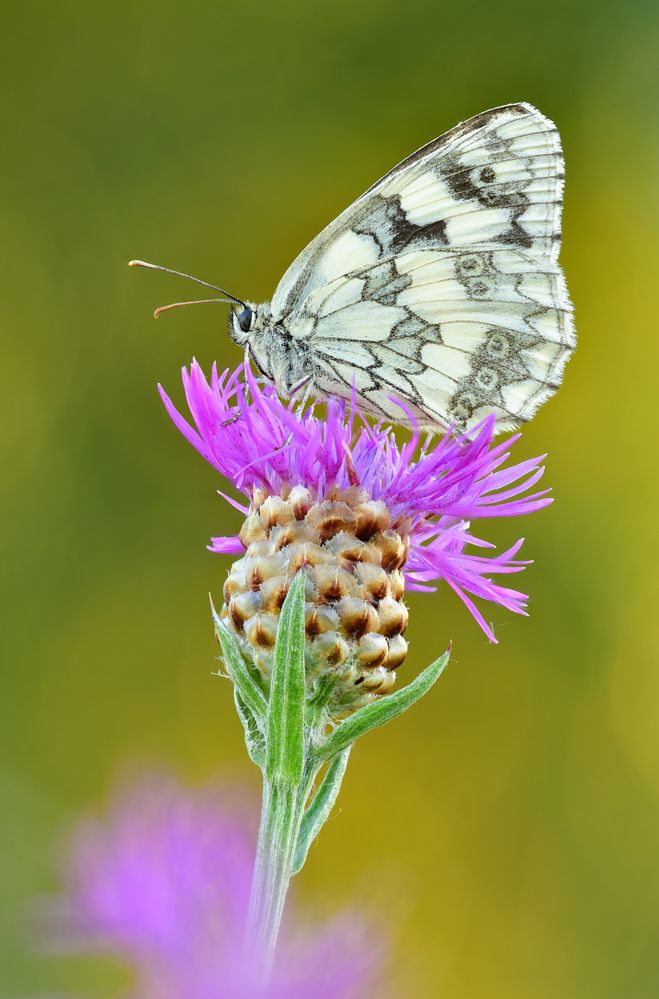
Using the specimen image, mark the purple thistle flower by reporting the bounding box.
[160,360,551,645]
[43,775,384,999]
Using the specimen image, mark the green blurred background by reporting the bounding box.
[2,0,658,995]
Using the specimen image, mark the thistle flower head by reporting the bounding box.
[160,361,551,710]
[43,775,383,998]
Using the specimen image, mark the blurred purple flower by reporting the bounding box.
[44,775,383,999]
[160,361,552,641]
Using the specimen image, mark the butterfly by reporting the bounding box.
[132,102,575,434]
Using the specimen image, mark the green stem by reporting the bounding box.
[244,769,314,976]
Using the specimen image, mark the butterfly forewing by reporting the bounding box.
[272,103,574,433]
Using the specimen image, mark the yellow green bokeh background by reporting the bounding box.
[2,1,658,995]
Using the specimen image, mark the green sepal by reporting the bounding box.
[305,671,338,731]
[292,747,351,874]
[234,689,266,768]
[210,597,267,724]
[265,571,307,786]
[317,645,451,763]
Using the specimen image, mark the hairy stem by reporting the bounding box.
[244,769,314,977]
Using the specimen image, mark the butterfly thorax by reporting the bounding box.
[230,301,312,397]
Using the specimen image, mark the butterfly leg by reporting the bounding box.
[289,375,314,411]
[275,378,315,449]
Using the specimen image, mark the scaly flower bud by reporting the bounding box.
[223,483,409,710]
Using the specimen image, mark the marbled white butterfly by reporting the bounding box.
[132,103,575,433]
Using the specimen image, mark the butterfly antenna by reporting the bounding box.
[153,298,239,319]
[128,259,247,309]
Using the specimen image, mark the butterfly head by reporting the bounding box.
[229,301,281,383]
[229,302,260,346]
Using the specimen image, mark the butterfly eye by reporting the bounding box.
[237,307,254,333]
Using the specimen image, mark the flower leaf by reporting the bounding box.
[234,689,266,768]
[317,646,451,763]
[265,571,307,787]
[210,598,267,723]
[292,747,351,875]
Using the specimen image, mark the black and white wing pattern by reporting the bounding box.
[272,103,574,432]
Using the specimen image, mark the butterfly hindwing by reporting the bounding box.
[272,103,574,432]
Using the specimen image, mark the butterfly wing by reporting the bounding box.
[272,103,574,432]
